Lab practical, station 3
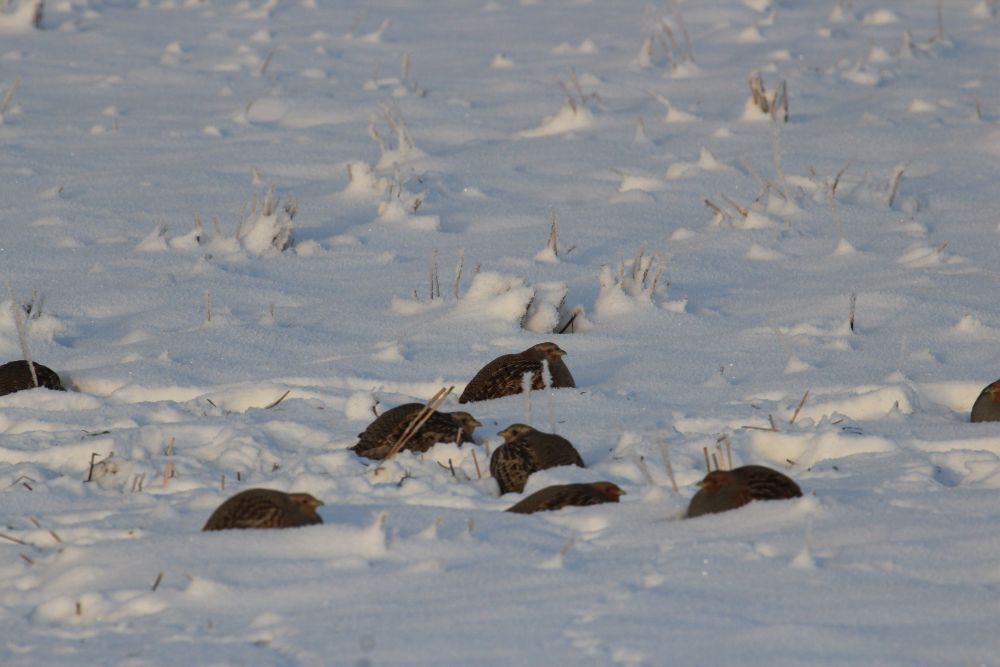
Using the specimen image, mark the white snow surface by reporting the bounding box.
[2,1,1000,665]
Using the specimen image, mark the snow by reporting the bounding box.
[2,0,1000,664]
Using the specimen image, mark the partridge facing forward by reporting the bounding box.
[0,360,65,396]
[970,379,1000,422]
[490,424,584,494]
[458,342,575,404]
[506,481,624,514]
[686,465,802,518]
[350,404,481,460]
[202,488,324,531]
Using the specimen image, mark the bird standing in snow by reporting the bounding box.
[458,342,574,404]
[686,465,802,518]
[490,423,584,494]
[0,360,65,396]
[202,489,324,530]
[350,403,481,460]
[506,481,624,513]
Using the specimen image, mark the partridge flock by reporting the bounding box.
[8,349,999,529]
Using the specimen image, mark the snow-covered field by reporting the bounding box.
[2,0,1000,664]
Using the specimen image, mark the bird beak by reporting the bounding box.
[316,499,325,507]
[472,419,482,427]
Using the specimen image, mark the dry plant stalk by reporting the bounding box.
[453,249,465,299]
[789,390,810,425]
[0,532,27,545]
[471,449,482,480]
[377,386,454,466]
[741,415,780,432]
[264,390,291,409]
[888,166,905,208]
[711,453,721,471]
[657,436,679,493]
[151,572,164,592]
[547,208,559,256]
[163,437,176,486]
[0,77,20,116]
[86,452,100,482]
[702,446,711,473]
[848,292,857,332]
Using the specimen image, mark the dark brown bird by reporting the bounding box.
[0,360,65,396]
[490,424,584,494]
[350,404,481,460]
[202,488,324,531]
[970,379,1000,422]
[686,465,802,518]
[506,481,625,514]
[458,342,575,404]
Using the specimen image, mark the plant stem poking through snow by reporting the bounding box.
[887,165,905,209]
[163,437,175,487]
[453,250,464,299]
[848,292,857,332]
[789,390,810,425]
[658,437,680,493]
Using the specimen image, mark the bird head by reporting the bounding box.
[451,411,482,435]
[697,470,733,495]
[591,481,625,501]
[289,493,324,516]
[526,342,566,362]
[989,381,1000,403]
[498,423,535,442]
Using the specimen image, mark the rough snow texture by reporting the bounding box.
[2,1,1000,665]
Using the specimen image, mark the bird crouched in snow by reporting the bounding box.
[350,403,482,460]
[458,342,575,404]
[0,360,65,396]
[490,424,584,494]
[685,465,802,518]
[202,488,324,531]
[506,481,624,514]
[970,379,1000,423]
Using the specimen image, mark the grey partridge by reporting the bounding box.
[0,360,65,396]
[458,342,575,404]
[350,403,481,460]
[506,481,624,514]
[686,465,802,518]
[970,379,1000,422]
[202,488,324,531]
[490,424,584,494]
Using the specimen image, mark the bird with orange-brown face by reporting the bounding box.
[490,424,584,495]
[686,465,802,518]
[202,489,324,531]
[458,342,575,404]
[506,481,624,514]
[971,379,1000,423]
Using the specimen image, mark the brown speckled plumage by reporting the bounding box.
[686,465,802,518]
[506,481,624,514]
[350,403,481,460]
[202,489,324,531]
[970,379,1000,423]
[458,342,575,404]
[490,424,584,494]
[0,360,65,396]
